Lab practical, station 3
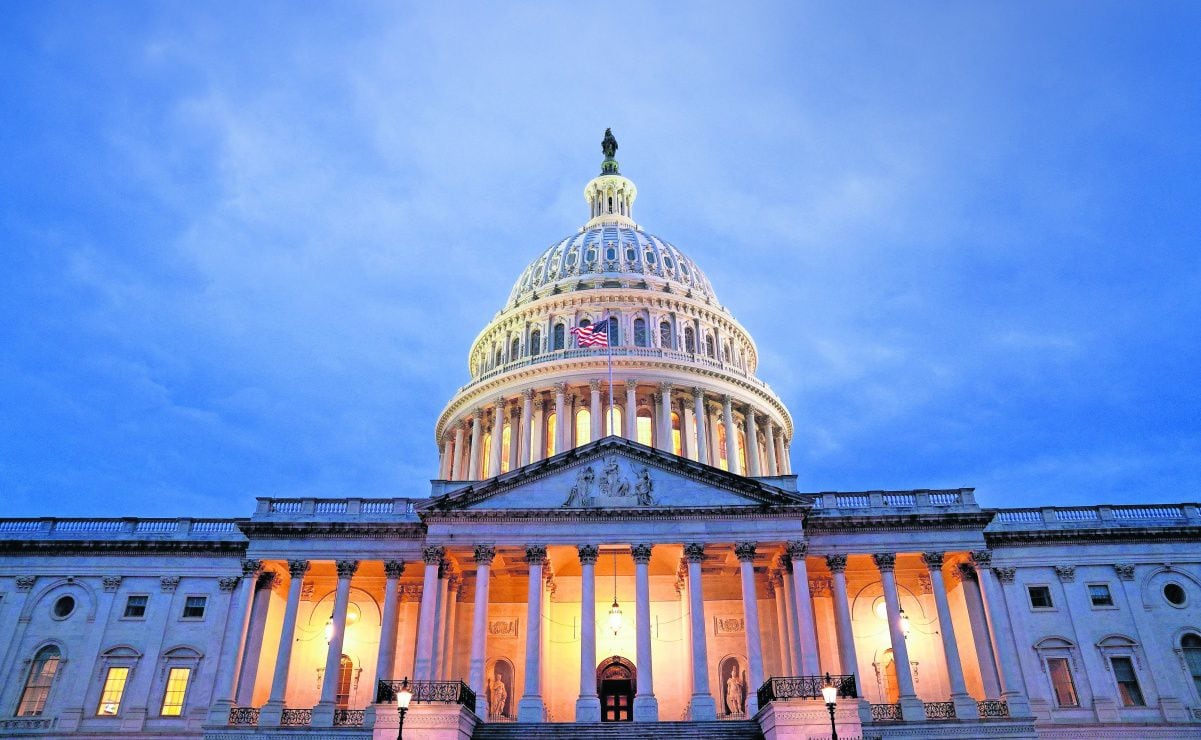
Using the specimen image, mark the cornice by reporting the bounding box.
[423,504,810,524]
[804,510,994,534]
[237,521,426,540]
[986,525,1201,547]
[0,540,247,557]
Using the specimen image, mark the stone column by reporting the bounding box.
[575,545,601,722]
[259,560,308,726]
[508,406,520,472]
[744,408,761,476]
[774,431,786,476]
[373,560,405,687]
[971,550,1032,718]
[736,542,766,714]
[452,423,467,480]
[206,560,261,723]
[531,398,545,462]
[518,545,548,722]
[520,389,534,466]
[786,541,821,675]
[469,410,484,479]
[234,569,275,706]
[413,546,443,681]
[439,436,453,479]
[469,546,495,716]
[691,389,709,465]
[777,561,800,674]
[554,383,567,454]
[763,418,778,476]
[489,398,504,477]
[441,576,462,678]
[722,395,740,474]
[768,573,792,676]
[632,544,659,720]
[826,555,860,686]
[658,384,674,453]
[873,553,923,721]
[313,559,359,726]
[590,380,602,441]
[956,564,1002,699]
[922,553,977,718]
[430,564,450,678]
[684,544,718,720]
[625,380,638,439]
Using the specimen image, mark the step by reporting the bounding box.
[472,720,764,740]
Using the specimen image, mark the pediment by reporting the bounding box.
[420,436,812,514]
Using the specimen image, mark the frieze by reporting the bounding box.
[713,616,745,635]
[489,619,520,638]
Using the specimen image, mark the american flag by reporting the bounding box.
[570,318,610,348]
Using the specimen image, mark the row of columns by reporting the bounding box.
[439,383,792,481]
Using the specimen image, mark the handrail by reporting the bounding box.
[756,674,857,707]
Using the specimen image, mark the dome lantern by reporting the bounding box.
[584,128,638,228]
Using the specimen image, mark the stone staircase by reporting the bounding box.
[472,720,764,740]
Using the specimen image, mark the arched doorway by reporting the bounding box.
[596,656,636,722]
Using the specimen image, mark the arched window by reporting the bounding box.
[606,318,620,346]
[500,423,512,474]
[17,645,60,716]
[553,324,566,350]
[723,341,731,362]
[494,347,502,367]
[705,334,716,358]
[605,405,623,437]
[684,326,696,353]
[529,329,541,357]
[671,412,682,456]
[481,432,492,475]
[717,424,729,471]
[336,655,353,708]
[545,412,557,457]
[737,429,748,473]
[510,337,520,362]
[659,321,672,349]
[636,408,654,447]
[1183,633,1201,697]
[576,408,591,446]
[633,318,647,347]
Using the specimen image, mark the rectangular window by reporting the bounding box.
[1111,657,1145,706]
[1028,585,1054,609]
[1046,657,1078,707]
[181,596,206,619]
[123,595,148,619]
[1089,584,1114,607]
[160,667,191,716]
[97,666,130,716]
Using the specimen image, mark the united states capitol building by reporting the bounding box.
[2,133,1199,740]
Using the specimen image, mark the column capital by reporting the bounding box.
[257,571,279,590]
[659,381,673,393]
[683,542,707,562]
[524,545,548,565]
[241,558,264,577]
[472,408,484,421]
[554,381,568,394]
[474,545,496,565]
[384,560,406,579]
[15,575,36,592]
[734,542,757,562]
[1114,563,1136,581]
[218,576,241,592]
[921,551,945,568]
[691,386,705,399]
[590,379,602,391]
[534,397,545,411]
[785,540,808,560]
[955,563,978,582]
[969,549,993,568]
[825,554,848,573]
[493,395,505,409]
[102,575,123,592]
[448,574,463,593]
[523,387,536,400]
[871,553,896,571]
[423,545,446,565]
[721,394,733,405]
[625,378,638,391]
[632,544,654,563]
[1053,565,1075,582]
[287,559,311,578]
[578,544,600,564]
[335,560,360,579]
[994,567,1017,584]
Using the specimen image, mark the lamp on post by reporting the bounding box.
[396,677,412,740]
[820,672,838,740]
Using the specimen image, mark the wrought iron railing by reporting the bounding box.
[924,701,955,720]
[280,708,312,726]
[978,699,1010,718]
[333,708,365,726]
[377,679,476,709]
[228,706,260,726]
[870,703,902,721]
[756,674,857,707]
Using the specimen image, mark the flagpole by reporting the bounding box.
[606,313,615,437]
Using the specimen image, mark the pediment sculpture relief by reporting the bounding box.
[562,454,657,508]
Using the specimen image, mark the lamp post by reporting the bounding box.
[820,673,838,740]
[396,677,412,740]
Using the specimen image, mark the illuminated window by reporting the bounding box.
[633,318,647,347]
[1046,657,1078,707]
[671,412,682,456]
[553,324,565,350]
[545,412,557,457]
[481,432,492,474]
[17,645,60,716]
[181,596,206,619]
[1110,657,1145,706]
[159,667,190,716]
[529,329,541,356]
[684,326,695,353]
[636,408,654,447]
[500,424,512,473]
[97,666,130,716]
[605,405,623,437]
[336,655,353,708]
[576,408,591,446]
[737,429,748,473]
[717,424,729,471]
[659,321,672,349]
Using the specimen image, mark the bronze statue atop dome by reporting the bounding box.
[602,128,618,159]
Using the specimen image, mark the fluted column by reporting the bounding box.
[489,398,504,477]
[684,544,718,720]
[632,544,659,720]
[956,564,1002,699]
[735,542,765,715]
[873,553,923,721]
[826,555,860,686]
[531,398,545,462]
[206,559,260,723]
[468,546,495,715]
[575,545,601,722]
[413,547,443,681]
[722,395,740,474]
[259,560,308,726]
[554,383,567,454]
[658,384,673,453]
[518,545,547,722]
[373,561,405,687]
[452,423,467,480]
[313,560,359,725]
[744,408,761,476]
[922,552,976,718]
[625,380,637,439]
[441,576,461,678]
[786,541,821,674]
[430,564,450,678]
[439,436,453,479]
[590,380,602,441]
[508,406,520,472]
[768,573,791,676]
[692,388,709,465]
[971,550,1032,717]
[469,410,484,479]
[520,389,534,466]
[234,569,275,706]
[763,418,778,475]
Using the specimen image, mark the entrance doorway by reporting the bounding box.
[596,656,636,722]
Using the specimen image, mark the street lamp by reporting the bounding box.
[396,677,412,740]
[820,673,839,740]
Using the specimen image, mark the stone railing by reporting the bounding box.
[254,497,418,520]
[978,699,1010,718]
[809,489,979,514]
[333,708,365,726]
[0,517,243,540]
[757,674,857,707]
[279,708,312,726]
[924,701,955,720]
[0,718,57,731]
[377,679,476,709]
[228,707,260,726]
[870,703,902,721]
[991,504,1200,529]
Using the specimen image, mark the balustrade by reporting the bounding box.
[756,674,857,707]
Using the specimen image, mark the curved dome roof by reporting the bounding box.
[506,224,719,307]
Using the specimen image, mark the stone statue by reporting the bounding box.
[599,455,622,497]
[564,466,596,507]
[490,672,508,717]
[726,665,744,714]
[602,128,618,159]
[634,466,655,506]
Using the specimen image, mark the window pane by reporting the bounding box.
[98,666,130,715]
[500,424,512,474]
[1029,586,1053,609]
[671,412,682,456]
[1089,584,1113,607]
[1046,658,1078,707]
[17,646,60,717]
[605,406,623,437]
[124,595,148,618]
[636,410,654,447]
[160,667,190,716]
[182,596,206,619]
[1111,657,1145,706]
[545,412,556,457]
[576,408,591,446]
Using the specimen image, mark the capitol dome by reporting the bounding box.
[435,130,793,482]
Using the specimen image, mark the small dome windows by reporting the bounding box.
[52,595,75,619]
[606,247,617,261]
[625,246,637,262]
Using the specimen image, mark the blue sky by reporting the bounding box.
[2,2,1198,517]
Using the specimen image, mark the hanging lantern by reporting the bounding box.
[608,549,623,634]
